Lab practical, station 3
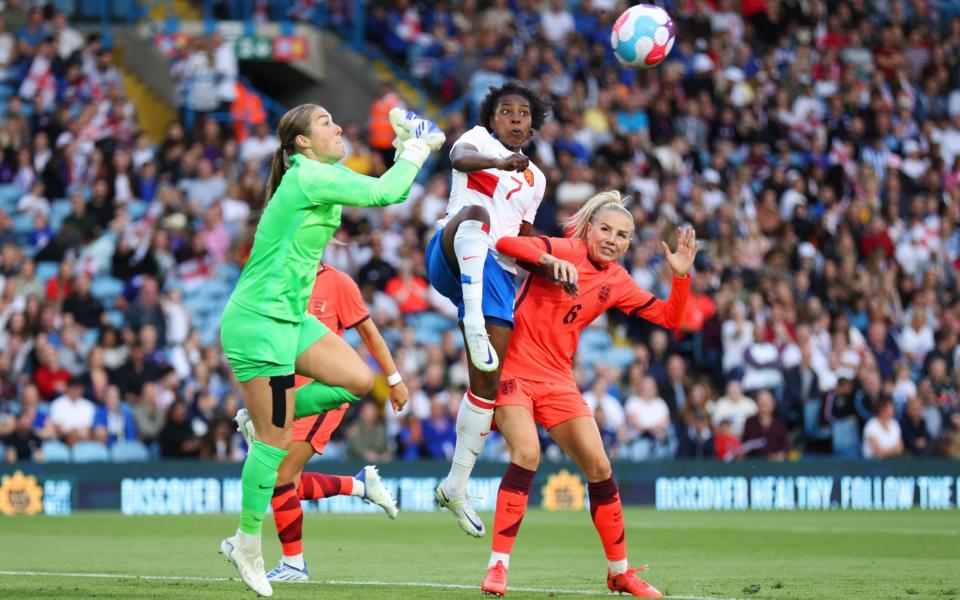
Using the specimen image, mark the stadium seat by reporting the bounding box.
[71,441,110,463]
[831,418,861,459]
[50,199,72,231]
[91,276,125,303]
[35,261,60,283]
[12,212,32,235]
[110,440,150,462]
[127,200,148,220]
[0,184,20,206]
[41,440,71,462]
[604,346,635,370]
[804,400,831,442]
[105,310,125,329]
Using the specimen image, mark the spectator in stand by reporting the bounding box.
[659,354,688,417]
[4,411,44,463]
[238,121,278,165]
[133,381,165,448]
[421,394,456,460]
[711,380,756,440]
[396,412,426,460]
[623,375,671,456]
[62,274,103,330]
[742,390,789,461]
[124,276,167,347]
[385,259,430,315]
[93,385,137,447]
[900,396,933,457]
[48,376,96,446]
[782,344,822,434]
[33,343,71,401]
[346,400,391,462]
[862,398,903,460]
[676,409,714,460]
[713,418,741,462]
[159,400,201,458]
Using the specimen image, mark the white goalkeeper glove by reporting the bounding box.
[388,107,445,152]
[396,138,431,169]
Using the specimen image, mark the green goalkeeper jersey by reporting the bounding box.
[229,153,418,323]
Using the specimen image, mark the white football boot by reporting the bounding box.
[220,534,272,596]
[435,483,485,537]
[356,465,399,519]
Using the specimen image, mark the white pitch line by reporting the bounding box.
[0,569,740,600]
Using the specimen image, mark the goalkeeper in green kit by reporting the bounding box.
[217,103,443,597]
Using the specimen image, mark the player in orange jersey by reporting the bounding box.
[235,263,407,582]
[478,191,697,598]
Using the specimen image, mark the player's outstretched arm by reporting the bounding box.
[661,226,698,278]
[496,236,579,296]
[619,227,699,329]
[356,318,409,412]
[451,143,529,173]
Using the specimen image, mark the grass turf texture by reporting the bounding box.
[0,509,957,599]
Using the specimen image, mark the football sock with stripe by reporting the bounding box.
[454,220,489,329]
[298,472,363,499]
[444,389,494,498]
[589,477,629,575]
[271,482,304,559]
[489,463,536,568]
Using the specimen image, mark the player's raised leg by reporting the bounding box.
[550,416,663,598]
[443,205,500,372]
[480,405,541,596]
[436,321,511,537]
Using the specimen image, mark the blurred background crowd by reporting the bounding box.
[2,0,960,465]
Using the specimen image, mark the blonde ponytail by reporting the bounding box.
[564,190,633,240]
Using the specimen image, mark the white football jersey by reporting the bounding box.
[440,126,546,273]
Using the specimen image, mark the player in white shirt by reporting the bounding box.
[392,83,550,537]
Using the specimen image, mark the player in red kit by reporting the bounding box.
[235,263,407,582]
[479,191,698,598]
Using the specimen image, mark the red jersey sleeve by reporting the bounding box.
[333,270,370,330]
[495,235,583,264]
[495,236,548,264]
[613,268,691,330]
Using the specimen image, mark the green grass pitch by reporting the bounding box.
[1,509,957,599]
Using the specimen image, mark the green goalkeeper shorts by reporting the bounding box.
[220,300,330,382]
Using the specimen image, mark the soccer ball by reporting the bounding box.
[610,4,676,69]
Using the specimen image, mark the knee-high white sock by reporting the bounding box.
[453,220,490,328]
[444,389,495,498]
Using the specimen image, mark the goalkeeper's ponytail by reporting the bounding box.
[564,190,633,241]
[265,103,321,204]
[265,146,288,203]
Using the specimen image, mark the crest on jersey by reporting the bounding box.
[500,378,517,396]
[598,283,610,303]
[523,168,535,187]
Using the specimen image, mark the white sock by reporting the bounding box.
[489,552,510,569]
[236,530,261,554]
[608,559,629,575]
[453,220,489,328]
[283,553,305,570]
[350,478,365,498]
[444,390,494,498]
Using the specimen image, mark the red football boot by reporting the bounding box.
[607,566,663,598]
[481,560,508,596]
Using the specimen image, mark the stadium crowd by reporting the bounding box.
[2,0,960,465]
